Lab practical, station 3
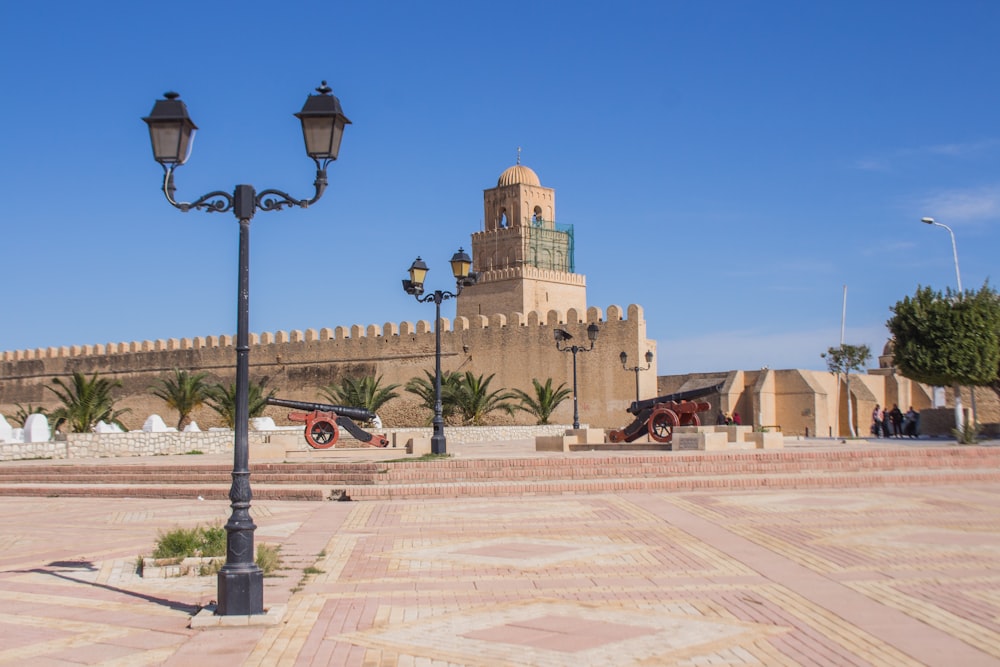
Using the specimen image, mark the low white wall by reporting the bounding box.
[0,424,573,461]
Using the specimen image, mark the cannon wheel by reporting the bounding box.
[648,407,680,443]
[306,418,339,449]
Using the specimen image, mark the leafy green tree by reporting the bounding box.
[47,371,131,433]
[150,368,211,430]
[510,378,572,425]
[888,284,1000,431]
[452,372,517,426]
[319,375,400,421]
[11,403,48,428]
[405,370,461,425]
[205,378,276,429]
[821,344,872,438]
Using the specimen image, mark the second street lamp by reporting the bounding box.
[142,82,349,617]
[554,323,599,429]
[402,248,478,454]
[620,350,654,404]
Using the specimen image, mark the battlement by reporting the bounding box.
[476,266,587,286]
[1,304,643,362]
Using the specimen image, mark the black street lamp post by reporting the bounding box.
[554,324,600,429]
[620,350,654,403]
[142,82,350,616]
[402,249,478,454]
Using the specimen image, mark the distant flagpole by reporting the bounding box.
[840,285,847,346]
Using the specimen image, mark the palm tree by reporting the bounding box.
[319,375,400,421]
[205,378,276,429]
[47,371,131,433]
[405,370,461,425]
[150,368,211,430]
[452,371,517,426]
[510,378,572,425]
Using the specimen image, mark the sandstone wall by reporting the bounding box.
[0,304,655,431]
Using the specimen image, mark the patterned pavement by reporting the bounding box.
[0,482,998,665]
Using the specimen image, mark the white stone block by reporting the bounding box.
[251,417,276,431]
[23,413,51,442]
[142,414,170,432]
[183,421,201,432]
[0,415,12,442]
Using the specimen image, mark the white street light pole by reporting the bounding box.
[921,216,970,432]
[921,217,962,293]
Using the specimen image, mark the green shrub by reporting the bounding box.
[952,420,982,445]
[256,544,282,575]
[152,524,225,559]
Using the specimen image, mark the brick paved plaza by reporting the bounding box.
[0,460,998,666]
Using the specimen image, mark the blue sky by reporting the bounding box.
[2,1,997,375]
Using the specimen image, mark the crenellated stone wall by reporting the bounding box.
[0,304,656,432]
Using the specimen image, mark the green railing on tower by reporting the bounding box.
[523,219,575,273]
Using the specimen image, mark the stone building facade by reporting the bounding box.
[3,161,989,439]
[0,305,656,431]
[0,161,658,432]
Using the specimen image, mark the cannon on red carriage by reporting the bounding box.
[265,397,389,449]
[607,383,722,445]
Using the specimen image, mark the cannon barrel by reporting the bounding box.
[266,397,376,423]
[627,382,723,416]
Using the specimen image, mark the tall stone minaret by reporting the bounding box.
[457,157,587,319]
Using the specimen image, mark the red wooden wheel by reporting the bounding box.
[648,407,680,443]
[306,418,339,449]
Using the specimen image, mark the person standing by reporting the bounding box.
[872,405,882,438]
[890,404,903,438]
[904,407,919,438]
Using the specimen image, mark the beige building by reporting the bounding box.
[2,161,991,439]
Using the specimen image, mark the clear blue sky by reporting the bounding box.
[2,1,998,375]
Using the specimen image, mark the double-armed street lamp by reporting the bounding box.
[143,82,350,617]
[620,350,654,403]
[554,323,600,429]
[402,249,478,454]
[921,217,963,293]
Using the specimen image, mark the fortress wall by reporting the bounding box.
[0,304,653,430]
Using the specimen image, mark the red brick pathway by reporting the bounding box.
[1,480,998,665]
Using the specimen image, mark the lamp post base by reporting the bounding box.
[431,433,447,455]
[216,567,264,616]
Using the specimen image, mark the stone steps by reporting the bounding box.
[0,446,996,501]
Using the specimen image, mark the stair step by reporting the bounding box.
[0,446,997,501]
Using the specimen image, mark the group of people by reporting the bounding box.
[871,404,919,438]
[715,411,741,426]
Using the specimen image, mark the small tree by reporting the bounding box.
[47,371,131,433]
[821,344,871,438]
[205,378,276,429]
[150,368,211,431]
[319,375,400,422]
[511,378,572,425]
[888,284,1000,432]
[452,372,517,426]
[405,370,461,425]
